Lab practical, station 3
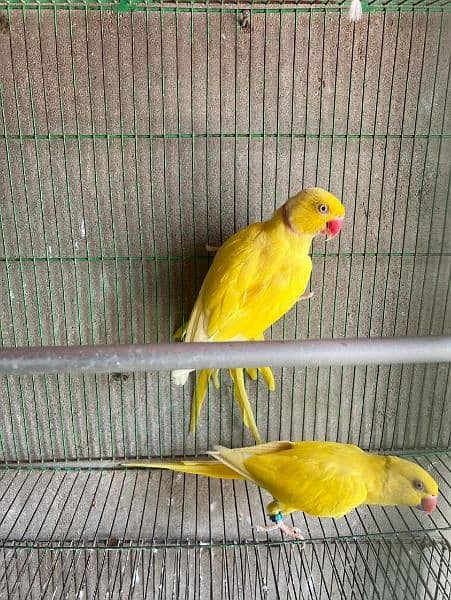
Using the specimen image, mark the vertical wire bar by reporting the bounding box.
[287,7,301,441]
[66,5,97,460]
[243,3,254,447]
[257,2,268,443]
[272,5,284,443]
[99,7,122,459]
[129,10,143,460]
[233,5,242,447]
[217,0,231,449]
[300,7,312,441]
[144,7,162,459]
[324,12,343,440]
[173,0,184,450]
[276,10,294,446]
[0,89,22,462]
[311,6,327,443]
[341,13,371,446]
[35,8,70,462]
[55,6,82,460]
[324,9,347,443]
[204,0,212,452]
[127,12,141,458]
[158,4,173,457]
[188,0,197,452]
[332,10,358,445]
[116,9,134,459]
[82,5,110,460]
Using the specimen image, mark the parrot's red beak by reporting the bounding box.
[417,495,437,513]
[322,218,343,240]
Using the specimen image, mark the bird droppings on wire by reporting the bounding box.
[239,10,250,33]
[111,372,129,382]
[0,13,9,34]
[349,0,363,21]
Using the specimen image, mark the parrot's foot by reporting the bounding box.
[205,244,219,253]
[298,291,313,301]
[256,514,304,541]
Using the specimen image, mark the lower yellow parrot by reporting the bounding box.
[123,441,439,539]
[172,188,346,443]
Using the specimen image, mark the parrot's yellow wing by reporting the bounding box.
[213,441,369,518]
[198,224,312,341]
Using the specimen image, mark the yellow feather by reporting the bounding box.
[123,459,241,480]
[123,441,439,521]
[172,188,346,441]
[229,368,261,444]
[258,367,275,391]
[212,369,220,389]
[189,370,213,433]
[245,368,257,380]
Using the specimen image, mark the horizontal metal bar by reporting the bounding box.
[2,449,450,470]
[0,251,449,263]
[0,337,449,375]
[1,132,450,142]
[0,2,449,14]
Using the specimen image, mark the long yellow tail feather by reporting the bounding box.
[122,459,241,480]
[229,368,261,444]
[259,367,275,391]
[189,369,213,433]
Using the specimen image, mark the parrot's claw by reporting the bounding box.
[278,522,304,540]
[298,291,313,301]
[256,516,304,542]
[205,244,219,253]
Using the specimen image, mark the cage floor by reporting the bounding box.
[0,535,449,600]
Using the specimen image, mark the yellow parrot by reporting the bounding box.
[172,188,346,443]
[123,441,439,539]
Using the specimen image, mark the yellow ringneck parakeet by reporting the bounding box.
[172,188,346,443]
[123,441,439,539]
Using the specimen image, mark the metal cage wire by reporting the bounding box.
[0,0,450,598]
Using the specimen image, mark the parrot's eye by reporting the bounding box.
[318,204,329,214]
[413,480,424,491]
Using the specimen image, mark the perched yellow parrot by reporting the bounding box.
[123,441,439,539]
[173,188,346,443]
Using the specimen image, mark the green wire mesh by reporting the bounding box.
[0,3,449,462]
[0,2,450,598]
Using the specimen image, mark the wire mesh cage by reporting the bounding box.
[0,0,450,598]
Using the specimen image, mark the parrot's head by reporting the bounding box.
[284,187,345,240]
[383,456,439,513]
